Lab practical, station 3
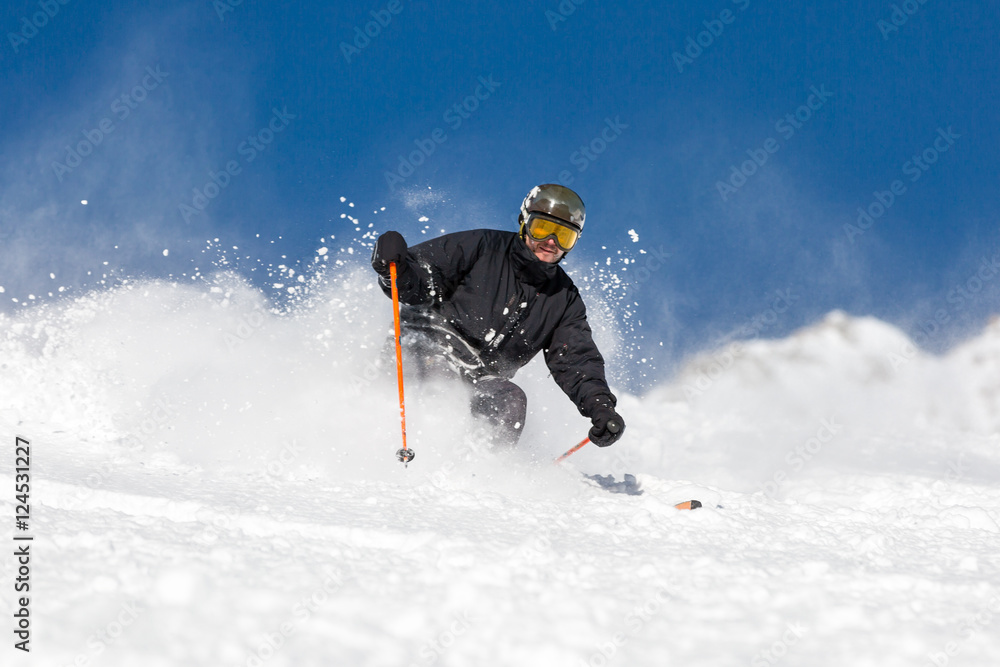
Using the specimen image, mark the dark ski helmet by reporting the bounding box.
[519,184,586,232]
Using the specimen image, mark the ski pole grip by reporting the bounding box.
[608,420,621,434]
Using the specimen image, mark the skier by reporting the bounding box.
[370,184,625,448]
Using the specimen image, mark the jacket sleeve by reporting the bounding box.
[543,289,616,418]
[377,230,488,306]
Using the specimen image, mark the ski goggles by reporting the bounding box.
[524,214,581,251]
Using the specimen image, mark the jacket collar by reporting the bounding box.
[510,233,561,286]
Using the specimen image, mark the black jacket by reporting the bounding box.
[379,229,615,418]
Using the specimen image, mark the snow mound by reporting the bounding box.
[587,310,1000,493]
[3,280,1000,667]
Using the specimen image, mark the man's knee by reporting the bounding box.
[475,377,524,407]
[471,378,527,439]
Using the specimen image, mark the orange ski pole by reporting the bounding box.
[554,437,590,464]
[389,262,414,466]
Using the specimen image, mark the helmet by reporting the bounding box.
[519,184,586,231]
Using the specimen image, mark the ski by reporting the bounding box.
[578,472,702,509]
[674,500,702,510]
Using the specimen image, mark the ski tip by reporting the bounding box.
[673,500,702,511]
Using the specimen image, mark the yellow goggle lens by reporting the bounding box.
[526,216,579,251]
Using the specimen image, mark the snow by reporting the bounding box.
[2,273,999,666]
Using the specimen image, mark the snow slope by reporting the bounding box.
[2,270,1000,667]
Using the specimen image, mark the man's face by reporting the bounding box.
[525,234,566,263]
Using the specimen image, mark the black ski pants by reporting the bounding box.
[387,328,528,446]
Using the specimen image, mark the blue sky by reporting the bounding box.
[2,0,998,386]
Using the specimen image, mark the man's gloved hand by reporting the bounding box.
[585,395,625,446]
[371,231,408,277]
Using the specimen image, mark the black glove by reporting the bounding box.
[371,231,408,277]
[585,395,625,447]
